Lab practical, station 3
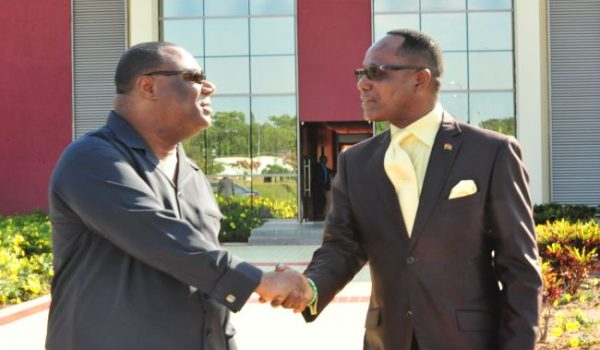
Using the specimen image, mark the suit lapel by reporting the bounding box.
[410,112,463,249]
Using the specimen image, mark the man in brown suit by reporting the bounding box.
[281,29,543,350]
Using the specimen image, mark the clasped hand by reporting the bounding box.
[254,264,313,313]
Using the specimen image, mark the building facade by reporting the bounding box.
[1,0,599,217]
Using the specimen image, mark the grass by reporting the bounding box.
[242,178,297,202]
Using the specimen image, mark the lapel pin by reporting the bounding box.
[443,143,453,151]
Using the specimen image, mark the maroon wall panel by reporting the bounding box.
[297,0,372,122]
[0,0,72,214]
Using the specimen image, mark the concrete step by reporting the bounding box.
[249,219,324,245]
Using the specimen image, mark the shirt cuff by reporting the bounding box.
[209,255,263,312]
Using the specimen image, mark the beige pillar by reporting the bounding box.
[514,0,550,204]
[128,0,159,46]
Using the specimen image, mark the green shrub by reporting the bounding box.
[537,220,600,304]
[534,203,598,225]
[0,213,53,305]
[216,195,297,242]
[216,196,266,242]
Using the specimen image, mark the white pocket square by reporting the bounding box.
[448,179,477,199]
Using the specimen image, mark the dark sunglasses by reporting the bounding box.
[143,70,207,84]
[354,64,425,82]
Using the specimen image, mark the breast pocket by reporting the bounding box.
[440,192,482,212]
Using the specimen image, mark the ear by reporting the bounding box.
[135,75,157,100]
[414,68,433,91]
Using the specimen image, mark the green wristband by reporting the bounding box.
[306,277,318,306]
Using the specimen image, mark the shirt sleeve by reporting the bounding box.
[50,137,262,311]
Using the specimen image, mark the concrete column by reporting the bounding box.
[128,0,159,46]
[514,0,550,204]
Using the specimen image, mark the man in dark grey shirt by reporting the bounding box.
[46,42,308,350]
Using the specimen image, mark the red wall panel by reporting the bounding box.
[0,0,72,214]
[297,0,372,122]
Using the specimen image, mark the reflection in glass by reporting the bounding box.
[468,0,512,10]
[470,92,515,135]
[211,96,251,117]
[205,57,250,94]
[373,14,420,41]
[205,19,249,56]
[205,0,248,16]
[469,52,513,90]
[183,97,251,177]
[468,12,512,51]
[251,18,295,55]
[251,56,296,94]
[206,108,250,162]
[251,96,297,124]
[421,0,466,11]
[163,19,204,56]
[373,0,419,12]
[250,0,294,15]
[250,96,297,204]
[441,52,468,91]
[421,13,466,51]
[250,99,296,160]
[162,0,203,17]
[440,92,468,122]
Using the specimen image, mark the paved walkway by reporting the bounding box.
[0,244,371,350]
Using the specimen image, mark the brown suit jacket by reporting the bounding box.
[303,114,543,350]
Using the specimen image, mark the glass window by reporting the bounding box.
[162,0,203,17]
[204,0,248,16]
[252,96,297,124]
[251,18,295,55]
[251,96,297,203]
[440,92,468,122]
[211,96,251,117]
[251,56,296,94]
[469,91,514,135]
[204,97,251,174]
[205,57,250,94]
[205,19,249,56]
[162,19,204,56]
[421,0,466,11]
[251,97,296,158]
[206,107,251,164]
[250,0,294,15]
[468,0,512,10]
[469,51,513,90]
[441,52,468,91]
[421,13,467,51]
[373,14,420,41]
[374,0,419,12]
[468,12,512,51]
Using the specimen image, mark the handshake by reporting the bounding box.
[254,263,315,313]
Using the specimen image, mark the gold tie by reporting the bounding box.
[384,131,419,236]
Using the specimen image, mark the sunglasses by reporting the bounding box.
[143,70,207,84]
[354,64,425,82]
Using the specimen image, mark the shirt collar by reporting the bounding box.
[389,103,443,147]
[106,110,150,150]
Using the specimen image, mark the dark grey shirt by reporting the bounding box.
[46,111,262,350]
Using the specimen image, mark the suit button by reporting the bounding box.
[406,310,413,318]
[406,256,416,265]
[206,330,212,337]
